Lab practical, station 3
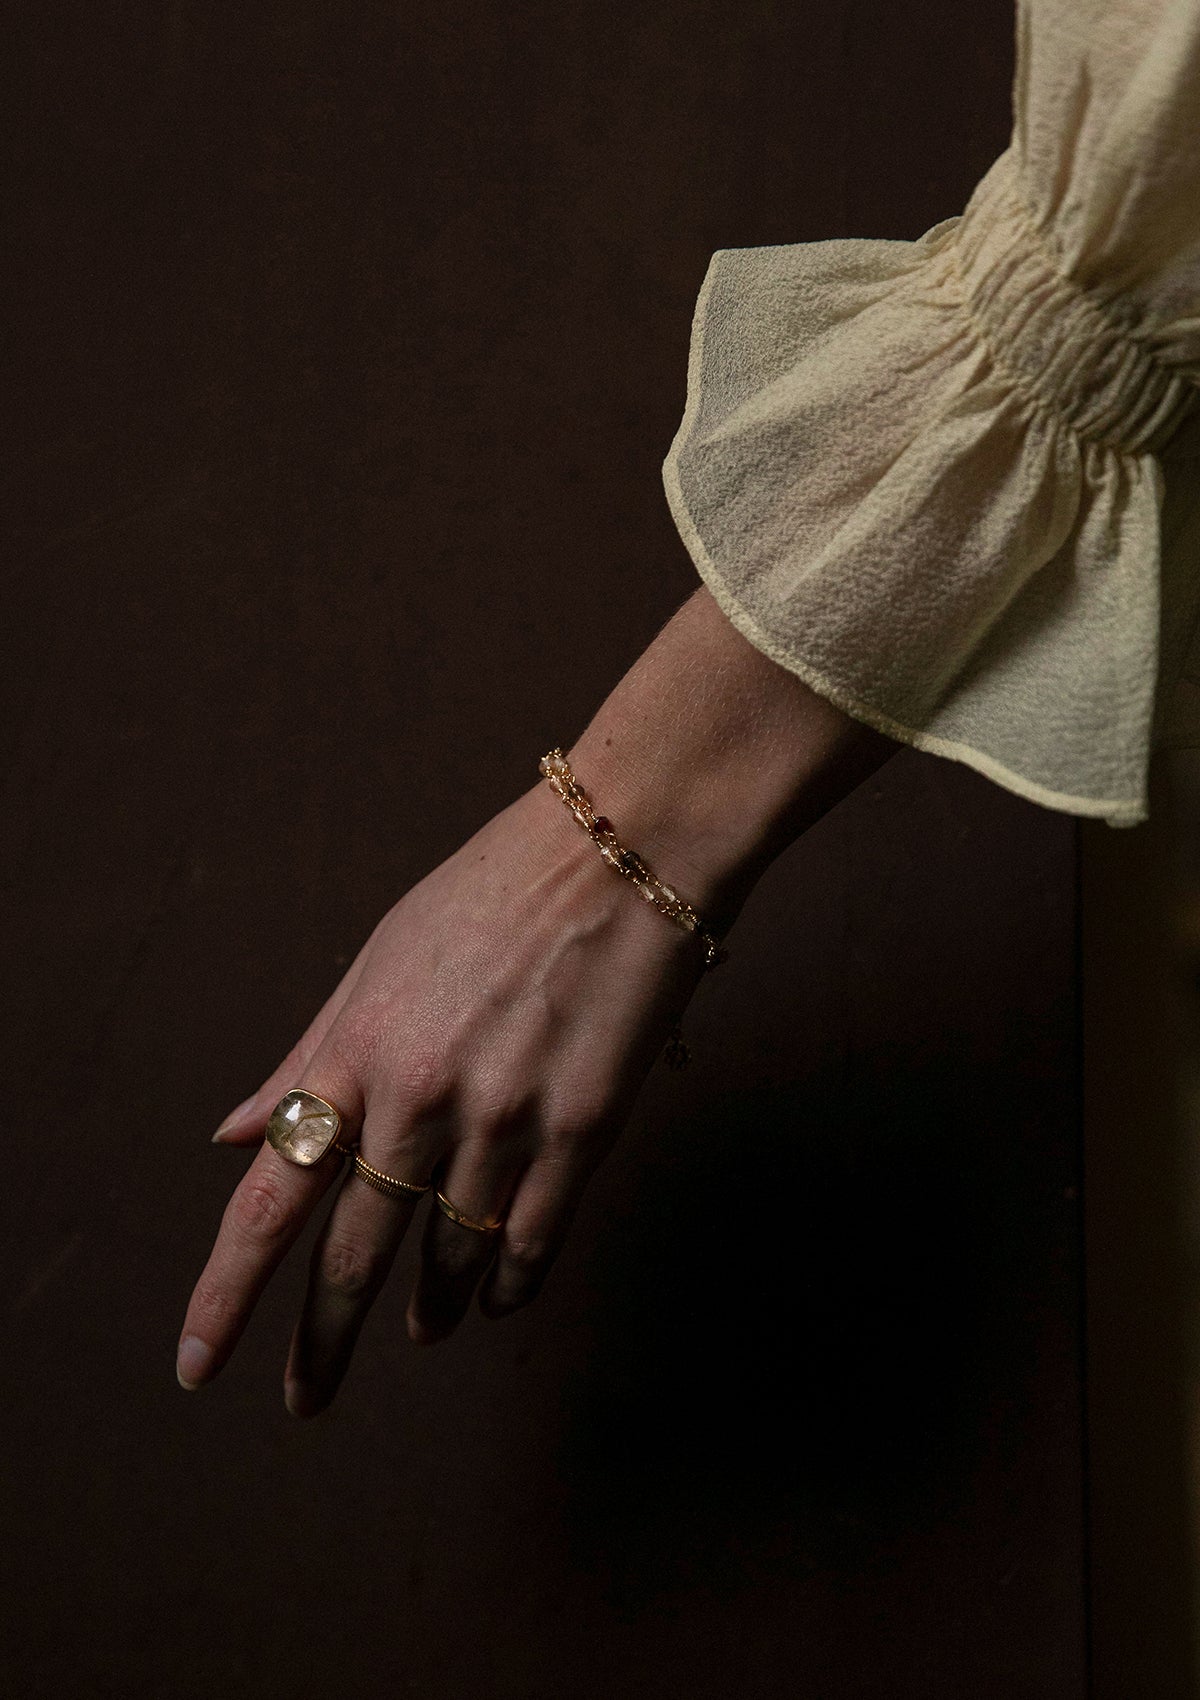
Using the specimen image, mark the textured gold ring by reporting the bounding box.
[435,1189,503,1235]
[266,1088,356,1168]
[352,1153,431,1200]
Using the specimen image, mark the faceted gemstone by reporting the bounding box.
[266,1087,341,1166]
[593,816,613,836]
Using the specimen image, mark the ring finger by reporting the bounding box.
[407,1134,528,1344]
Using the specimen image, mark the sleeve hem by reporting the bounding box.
[661,441,1147,830]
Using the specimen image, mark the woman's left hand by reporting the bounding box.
[176,585,897,1416]
[176,773,714,1417]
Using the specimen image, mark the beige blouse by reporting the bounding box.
[662,0,1200,827]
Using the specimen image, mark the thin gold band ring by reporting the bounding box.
[435,1189,503,1235]
[352,1153,432,1200]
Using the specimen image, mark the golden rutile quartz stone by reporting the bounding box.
[265,1088,341,1166]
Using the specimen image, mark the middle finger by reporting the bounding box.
[284,1096,448,1416]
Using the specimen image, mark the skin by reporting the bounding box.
[177,583,898,1416]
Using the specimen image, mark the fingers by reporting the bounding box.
[176,1049,365,1390]
[406,1133,529,1345]
[283,1089,449,1418]
[477,1151,594,1320]
[282,1174,420,1418]
[209,931,378,1146]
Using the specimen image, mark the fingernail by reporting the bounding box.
[176,1335,215,1389]
[212,1095,257,1141]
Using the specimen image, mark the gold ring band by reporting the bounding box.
[352,1153,431,1200]
[435,1189,503,1234]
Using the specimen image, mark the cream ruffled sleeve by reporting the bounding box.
[661,0,1200,827]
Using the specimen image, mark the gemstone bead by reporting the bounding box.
[266,1088,342,1166]
[593,816,613,836]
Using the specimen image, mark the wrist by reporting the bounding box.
[548,586,897,935]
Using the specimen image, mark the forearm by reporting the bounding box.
[537,584,899,937]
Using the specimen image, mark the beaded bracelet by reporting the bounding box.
[537,747,729,1069]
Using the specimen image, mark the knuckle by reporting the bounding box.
[369,1135,430,1184]
[464,1075,536,1130]
[543,1084,610,1150]
[190,1283,236,1331]
[503,1234,552,1275]
[465,1107,532,1154]
[230,1177,293,1242]
[392,1040,452,1107]
[543,1113,603,1161]
[427,1230,487,1281]
[326,1003,380,1076]
[320,1237,383,1301]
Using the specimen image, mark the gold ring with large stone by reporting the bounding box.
[435,1189,503,1234]
[266,1088,356,1167]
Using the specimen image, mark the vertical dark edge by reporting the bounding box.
[1075,815,1095,1698]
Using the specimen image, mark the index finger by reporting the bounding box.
[176,1060,363,1389]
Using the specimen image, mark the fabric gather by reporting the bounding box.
[661,0,1200,828]
[950,151,1197,457]
[661,130,1200,829]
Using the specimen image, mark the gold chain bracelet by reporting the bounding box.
[537,746,728,1069]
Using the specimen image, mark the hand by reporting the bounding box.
[176,775,714,1416]
[177,583,896,1417]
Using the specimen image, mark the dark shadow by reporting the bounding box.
[560,1051,1073,1609]
[1082,761,1200,1700]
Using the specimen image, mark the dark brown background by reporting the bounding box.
[5,2,1197,1695]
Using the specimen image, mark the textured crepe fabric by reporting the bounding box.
[662,0,1200,826]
